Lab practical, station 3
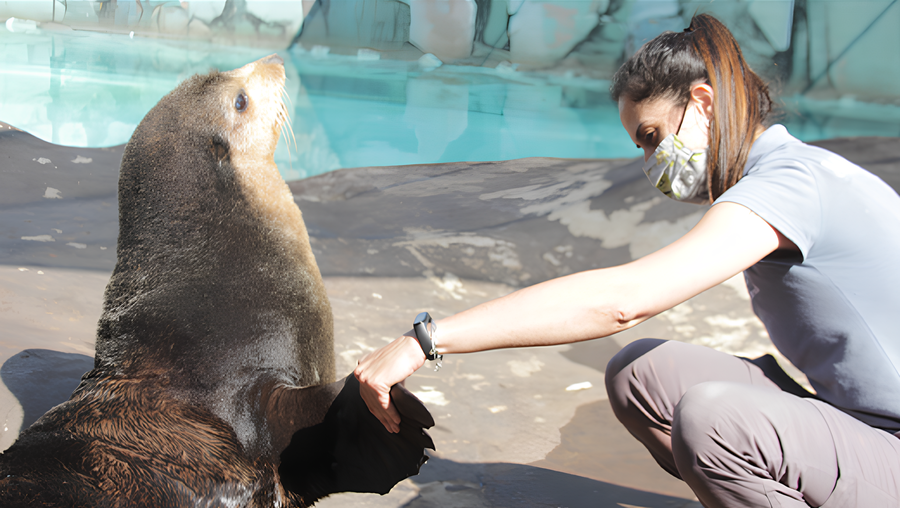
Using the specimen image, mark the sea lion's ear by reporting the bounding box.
[210,139,229,163]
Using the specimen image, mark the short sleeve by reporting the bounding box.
[713,158,820,259]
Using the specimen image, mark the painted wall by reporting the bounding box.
[2,0,899,101]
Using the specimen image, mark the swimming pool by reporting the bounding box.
[4,27,900,181]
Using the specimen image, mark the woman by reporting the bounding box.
[355,14,900,507]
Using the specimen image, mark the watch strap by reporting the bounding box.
[413,312,438,361]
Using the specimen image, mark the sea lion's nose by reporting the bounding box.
[261,54,284,66]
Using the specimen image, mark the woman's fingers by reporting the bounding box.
[355,335,427,433]
[358,377,401,433]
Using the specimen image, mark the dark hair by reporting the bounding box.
[610,14,772,201]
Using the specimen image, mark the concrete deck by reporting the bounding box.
[2,120,898,506]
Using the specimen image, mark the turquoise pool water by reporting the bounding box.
[4,28,900,181]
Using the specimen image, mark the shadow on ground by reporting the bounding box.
[1,349,93,434]
[406,455,698,507]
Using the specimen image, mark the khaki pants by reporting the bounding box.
[605,339,900,507]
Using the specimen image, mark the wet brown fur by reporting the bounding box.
[0,378,287,507]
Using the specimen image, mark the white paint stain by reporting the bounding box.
[565,381,592,391]
[43,187,62,199]
[427,272,466,300]
[413,387,449,406]
[21,235,54,242]
[396,228,523,271]
[548,198,657,248]
[555,245,574,257]
[403,245,435,269]
[34,157,51,165]
[66,242,87,249]
[479,184,544,201]
[481,168,707,261]
[693,315,757,352]
[705,315,754,329]
[659,302,697,337]
[471,381,490,391]
[478,168,614,220]
[545,198,704,261]
[660,291,776,360]
[52,228,62,233]
[542,252,561,266]
[507,356,544,377]
[71,155,93,164]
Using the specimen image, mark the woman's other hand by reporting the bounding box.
[354,334,427,433]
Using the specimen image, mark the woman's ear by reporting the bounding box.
[677,82,714,151]
[690,82,714,118]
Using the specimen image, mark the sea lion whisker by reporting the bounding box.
[282,103,292,124]
[286,119,298,154]
[280,124,294,171]
[279,89,294,134]
[286,123,296,151]
[279,103,298,154]
[274,92,290,129]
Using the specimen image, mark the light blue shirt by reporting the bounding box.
[715,125,900,430]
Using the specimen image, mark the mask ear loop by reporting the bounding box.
[674,99,690,138]
[675,99,691,136]
[676,83,713,141]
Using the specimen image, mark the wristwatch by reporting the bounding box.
[413,312,442,363]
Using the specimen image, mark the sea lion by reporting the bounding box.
[0,54,434,507]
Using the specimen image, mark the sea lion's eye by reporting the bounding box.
[235,92,248,113]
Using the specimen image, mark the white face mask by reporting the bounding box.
[641,133,709,204]
[640,101,710,204]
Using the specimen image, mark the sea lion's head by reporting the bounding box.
[100,55,331,382]
[116,54,297,255]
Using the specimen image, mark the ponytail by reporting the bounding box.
[611,14,772,201]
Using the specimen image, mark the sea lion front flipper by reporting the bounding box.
[276,375,434,503]
[389,382,436,446]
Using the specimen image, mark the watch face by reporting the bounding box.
[414,312,431,326]
[414,312,434,335]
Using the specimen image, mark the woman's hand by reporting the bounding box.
[354,334,427,433]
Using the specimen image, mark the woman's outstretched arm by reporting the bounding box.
[355,202,795,432]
